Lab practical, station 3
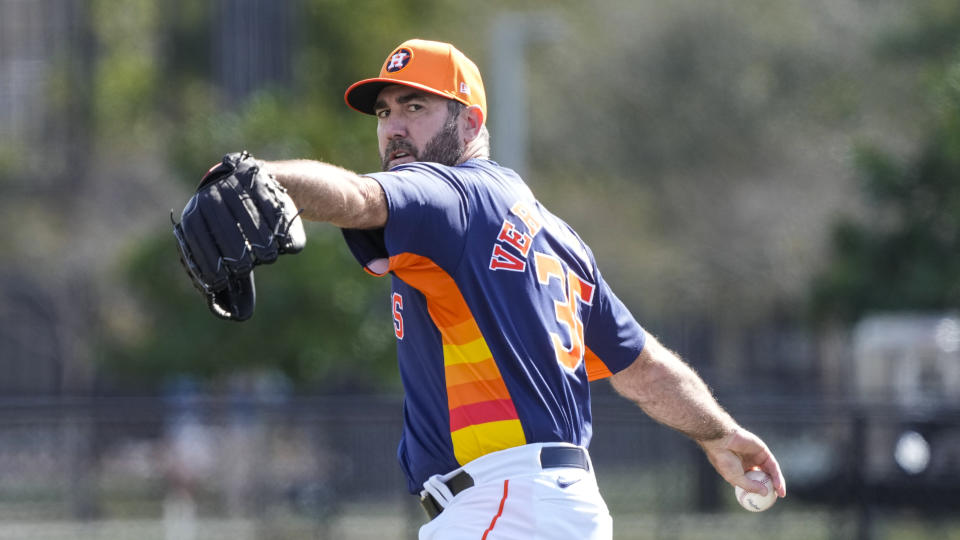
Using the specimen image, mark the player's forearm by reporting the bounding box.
[610,335,737,443]
[263,159,387,229]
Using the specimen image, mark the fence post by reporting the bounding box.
[852,412,873,540]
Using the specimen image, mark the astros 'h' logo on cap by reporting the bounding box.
[385,48,413,73]
[344,39,487,126]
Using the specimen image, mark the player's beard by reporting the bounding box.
[420,114,464,167]
[380,114,464,171]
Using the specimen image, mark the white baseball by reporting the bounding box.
[735,470,777,512]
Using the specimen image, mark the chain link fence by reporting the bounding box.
[0,392,958,539]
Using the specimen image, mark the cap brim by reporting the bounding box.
[344,78,461,115]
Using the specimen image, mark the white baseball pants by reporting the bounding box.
[418,443,613,540]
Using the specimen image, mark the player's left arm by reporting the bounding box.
[609,334,787,498]
[262,159,387,229]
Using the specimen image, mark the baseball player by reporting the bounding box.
[190,39,786,539]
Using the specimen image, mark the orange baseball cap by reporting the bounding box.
[344,39,486,125]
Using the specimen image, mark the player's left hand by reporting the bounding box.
[698,427,787,498]
[172,151,306,321]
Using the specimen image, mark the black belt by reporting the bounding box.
[419,446,589,520]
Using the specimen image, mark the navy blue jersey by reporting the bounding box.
[342,159,645,493]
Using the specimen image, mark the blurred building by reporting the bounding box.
[852,313,960,482]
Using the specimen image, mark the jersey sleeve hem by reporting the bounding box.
[584,330,646,381]
[585,347,614,381]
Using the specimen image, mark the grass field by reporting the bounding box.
[0,506,958,540]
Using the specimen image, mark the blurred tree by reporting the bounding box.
[523,1,916,327]
[105,226,397,390]
[73,0,952,392]
[101,0,481,390]
[810,1,960,322]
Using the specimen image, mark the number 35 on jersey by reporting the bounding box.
[488,201,596,373]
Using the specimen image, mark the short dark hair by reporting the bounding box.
[447,100,466,118]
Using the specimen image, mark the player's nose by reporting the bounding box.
[381,113,408,139]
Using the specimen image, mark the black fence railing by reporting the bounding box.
[0,394,956,539]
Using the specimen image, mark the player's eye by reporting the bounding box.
[376,109,389,119]
[407,103,423,112]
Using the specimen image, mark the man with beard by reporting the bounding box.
[259,39,786,539]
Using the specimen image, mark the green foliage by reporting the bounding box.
[98,0,483,387]
[811,41,960,321]
[105,226,396,390]
[877,0,960,63]
[88,0,960,383]
[91,0,161,145]
[162,0,475,182]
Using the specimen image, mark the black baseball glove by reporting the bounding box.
[172,151,306,321]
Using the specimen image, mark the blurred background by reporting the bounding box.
[1,0,959,538]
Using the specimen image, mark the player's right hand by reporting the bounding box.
[699,427,787,497]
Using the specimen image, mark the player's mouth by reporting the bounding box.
[390,150,415,165]
[385,147,418,169]
[382,139,419,170]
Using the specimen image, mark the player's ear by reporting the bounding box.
[461,105,484,143]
